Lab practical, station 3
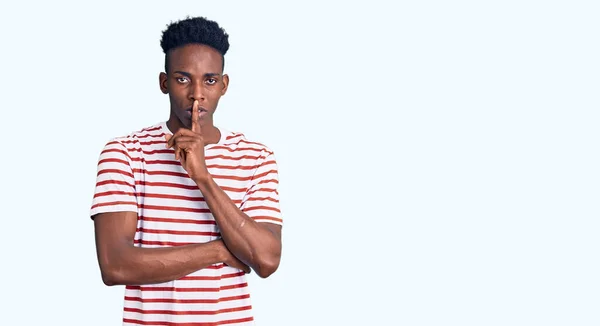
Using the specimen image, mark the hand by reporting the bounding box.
[165,100,209,182]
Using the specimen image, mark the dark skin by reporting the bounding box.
[93,44,282,286]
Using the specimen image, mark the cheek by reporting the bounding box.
[206,89,222,100]
[168,89,186,103]
[168,93,179,105]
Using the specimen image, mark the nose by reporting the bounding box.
[189,80,206,102]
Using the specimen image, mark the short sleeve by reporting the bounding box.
[240,152,283,225]
[90,140,138,219]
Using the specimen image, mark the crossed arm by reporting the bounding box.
[93,211,249,286]
[195,176,282,278]
[93,190,281,286]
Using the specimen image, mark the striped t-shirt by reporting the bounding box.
[90,121,283,325]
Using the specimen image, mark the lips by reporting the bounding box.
[185,107,208,118]
[186,107,207,113]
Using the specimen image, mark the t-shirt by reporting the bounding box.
[90,121,283,325]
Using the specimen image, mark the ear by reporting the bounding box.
[159,72,168,94]
[221,74,229,96]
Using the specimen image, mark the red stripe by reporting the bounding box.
[252,216,283,223]
[243,205,281,213]
[179,271,245,281]
[254,177,279,185]
[124,293,249,304]
[140,216,216,225]
[131,158,180,166]
[136,181,246,193]
[216,185,246,193]
[205,154,261,160]
[98,168,134,179]
[207,164,260,171]
[123,316,254,325]
[258,159,277,166]
[237,139,263,147]
[211,174,253,182]
[137,227,219,237]
[245,196,278,203]
[136,132,166,139]
[101,148,132,160]
[126,150,262,162]
[139,193,224,203]
[96,180,135,188]
[99,158,129,166]
[123,146,234,156]
[131,155,264,164]
[132,167,261,177]
[133,168,255,182]
[106,140,121,146]
[246,186,277,197]
[123,145,267,155]
[94,190,135,198]
[131,148,173,155]
[124,305,251,315]
[247,172,279,185]
[220,283,248,290]
[205,145,265,153]
[139,204,211,213]
[133,168,189,178]
[225,133,243,141]
[134,171,271,183]
[121,139,165,146]
[141,126,162,133]
[92,201,137,209]
[134,239,196,246]
[136,181,198,190]
[127,282,247,292]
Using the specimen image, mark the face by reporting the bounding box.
[159,44,229,130]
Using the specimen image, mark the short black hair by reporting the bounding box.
[160,16,230,73]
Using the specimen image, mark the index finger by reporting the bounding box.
[191,100,200,133]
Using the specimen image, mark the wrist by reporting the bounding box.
[193,173,213,189]
[212,239,227,262]
[200,239,223,263]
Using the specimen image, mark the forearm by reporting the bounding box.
[100,240,223,286]
[195,176,281,277]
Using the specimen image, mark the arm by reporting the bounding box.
[195,177,282,278]
[166,101,283,278]
[93,211,250,286]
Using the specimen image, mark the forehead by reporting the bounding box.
[168,44,223,73]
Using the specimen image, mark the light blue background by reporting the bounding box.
[0,1,598,325]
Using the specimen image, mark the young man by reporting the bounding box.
[90,16,283,325]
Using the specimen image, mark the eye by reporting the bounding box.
[206,78,217,85]
[176,77,189,84]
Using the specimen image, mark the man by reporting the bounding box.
[90,16,283,325]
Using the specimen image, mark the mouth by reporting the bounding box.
[185,107,208,118]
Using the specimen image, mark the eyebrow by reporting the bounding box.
[173,71,221,78]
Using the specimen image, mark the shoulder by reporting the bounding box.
[221,130,275,158]
[103,123,165,149]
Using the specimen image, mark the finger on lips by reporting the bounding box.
[164,100,202,161]
[191,100,201,133]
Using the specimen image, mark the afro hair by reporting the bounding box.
[160,16,230,72]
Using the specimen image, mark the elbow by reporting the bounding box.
[100,267,126,286]
[101,269,122,286]
[254,255,280,279]
[101,273,118,286]
[99,259,128,286]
